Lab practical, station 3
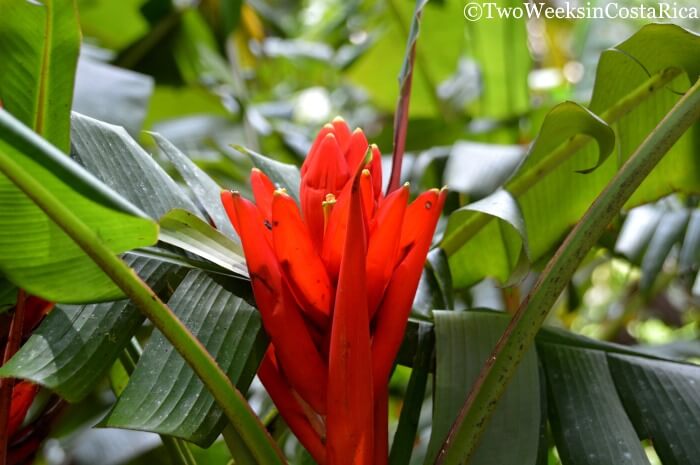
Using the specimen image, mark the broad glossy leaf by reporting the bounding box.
[608,354,700,465]
[589,24,700,206]
[151,133,238,240]
[73,57,154,135]
[104,271,266,446]
[0,255,185,402]
[71,112,200,219]
[541,345,650,465]
[0,0,80,152]
[159,209,248,277]
[0,110,158,302]
[425,311,541,465]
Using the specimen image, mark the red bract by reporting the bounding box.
[222,118,446,465]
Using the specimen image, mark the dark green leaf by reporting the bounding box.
[608,354,700,465]
[104,271,266,446]
[0,254,185,401]
[541,344,650,465]
[71,112,200,219]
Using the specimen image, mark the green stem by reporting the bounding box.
[434,77,700,465]
[223,424,259,465]
[441,67,682,256]
[0,152,286,465]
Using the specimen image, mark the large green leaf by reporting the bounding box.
[103,270,266,446]
[71,112,200,219]
[425,311,541,465]
[0,254,186,402]
[608,354,700,465]
[0,110,158,302]
[541,345,650,465]
[0,0,80,152]
[415,311,700,465]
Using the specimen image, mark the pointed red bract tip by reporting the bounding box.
[345,129,369,172]
[331,117,352,154]
[250,169,276,221]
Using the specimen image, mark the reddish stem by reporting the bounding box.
[387,40,417,195]
[0,289,26,465]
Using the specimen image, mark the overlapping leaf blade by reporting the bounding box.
[541,344,650,465]
[71,112,199,219]
[0,254,186,402]
[608,354,700,465]
[103,271,266,446]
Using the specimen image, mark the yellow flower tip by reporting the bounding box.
[273,188,288,197]
[323,123,334,130]
[251,167,262,173]
[429,188,440,194]
[230,190,241,197]
[324,132,337,141]
[361,168,371,177]
[324,193,337,203]
[440,185,449,193]
[332,116,345,124]
[352,127,363,135]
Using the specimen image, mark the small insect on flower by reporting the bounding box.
[222,117,446,465]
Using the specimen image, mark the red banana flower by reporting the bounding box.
[222,117,446,465]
